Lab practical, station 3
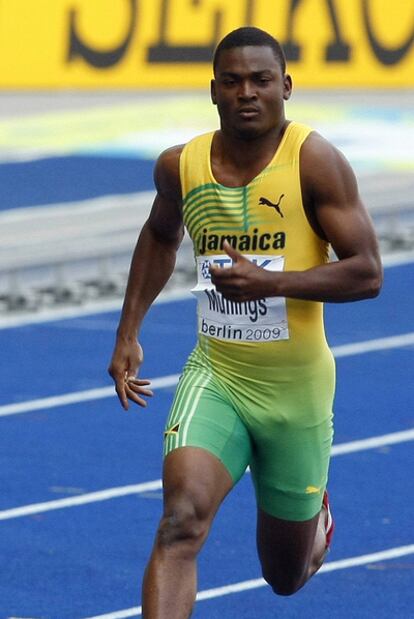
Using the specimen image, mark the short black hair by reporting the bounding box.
[213,27,286,75]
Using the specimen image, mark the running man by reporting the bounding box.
[108,27,382,618]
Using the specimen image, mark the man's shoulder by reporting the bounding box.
[302,130,344,161]
[155,131,215,195]
[158,131,214,164]
[157,144,186,167]
[300,129,357,203]
[301,130,351,179]
[154,145,185,199]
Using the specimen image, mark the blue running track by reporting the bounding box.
[0,260,413,618]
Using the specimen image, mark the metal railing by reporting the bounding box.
[1,172,413,313]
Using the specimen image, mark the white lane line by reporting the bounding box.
[0,288,191,330]
[332,332,414,358]
[0,480,162,521]
[0,374,180,418]
[331,428,414,455]
[0,332,412,419]
[0,251,412,330]
[82,543,414,619]
[0,426,412,522]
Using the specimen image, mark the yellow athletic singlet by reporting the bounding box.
[180,122,332,379]
[166,122,335,521]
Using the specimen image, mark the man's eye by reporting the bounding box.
[223,79,235,85]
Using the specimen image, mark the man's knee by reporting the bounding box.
[256,507,323,596]
[262,565,307,597]
[156,498,210,555]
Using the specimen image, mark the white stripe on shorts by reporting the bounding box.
[165,370,198,453]
[179,372,211,449]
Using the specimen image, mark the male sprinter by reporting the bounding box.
[108,27,382,618]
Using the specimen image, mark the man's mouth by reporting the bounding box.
[237,107,260,119]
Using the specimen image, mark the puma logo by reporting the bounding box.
[259,194,285,218]
[305,485,322,495]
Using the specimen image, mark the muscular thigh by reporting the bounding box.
[240,367,335,522]
[250,415,333,521]
[164,363,252,485]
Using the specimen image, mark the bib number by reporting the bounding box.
[191,254,289,343]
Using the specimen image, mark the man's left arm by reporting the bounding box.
[211,133,383,303]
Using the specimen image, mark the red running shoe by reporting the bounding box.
[322,490,335,550]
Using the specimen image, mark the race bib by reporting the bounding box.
[191,254,289,343]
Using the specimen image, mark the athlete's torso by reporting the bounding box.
[180,122,332,380]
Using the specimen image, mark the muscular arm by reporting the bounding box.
[211,133,383,303]
[108,145,184,408]
[117,147,184,336]
[285,132,383,301]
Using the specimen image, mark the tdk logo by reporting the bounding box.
[201,256,274,277]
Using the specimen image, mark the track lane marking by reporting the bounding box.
[331,428,414,455]
[82,543,414,619]
[0,289,192,330]
[0,332,413,419]
[0,427,412,521]
[331,332,414,358]
[0,375,180,417]
[0,480,162,521]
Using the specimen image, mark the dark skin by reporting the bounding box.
[108,45,382,618]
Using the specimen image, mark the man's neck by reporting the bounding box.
[217,119,288,169]
[210,119,289,187]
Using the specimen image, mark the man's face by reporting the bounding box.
[211,45,292,140]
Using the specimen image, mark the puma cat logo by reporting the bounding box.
[259,194,285,218]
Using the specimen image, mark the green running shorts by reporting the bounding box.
[163,345,335,521]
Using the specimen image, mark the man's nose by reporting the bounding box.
[238,80,257,99]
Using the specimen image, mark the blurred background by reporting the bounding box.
[0,0,413,314]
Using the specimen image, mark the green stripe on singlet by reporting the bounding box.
[184,190,242,213]
[185,197,243,221]
[185,199,244,233]
[183,182,241,204]
[187,206,245,238]
[184,183,248,239]
[242,186,249,232]
[185,200,244,229]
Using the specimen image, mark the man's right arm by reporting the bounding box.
[108,145,184,410]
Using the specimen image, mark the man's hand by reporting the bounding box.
[209,241,276,301]
[108,338,153,410]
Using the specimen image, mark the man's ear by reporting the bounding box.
[211,79,217,105]
[283,74,293,101]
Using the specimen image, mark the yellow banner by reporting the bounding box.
[0,0,413,88]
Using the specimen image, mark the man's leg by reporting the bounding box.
[256,500,329,596]
[142,446,234,619]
